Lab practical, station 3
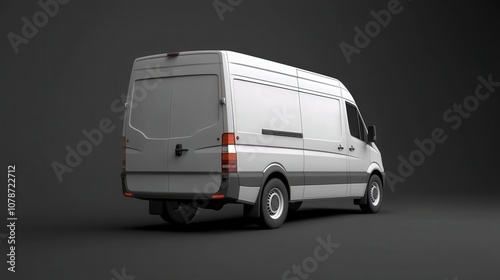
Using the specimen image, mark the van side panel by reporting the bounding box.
[227,57,304,201]
[231,79,304,182]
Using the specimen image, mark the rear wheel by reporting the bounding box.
[161,201,198,225]
[258,179,289,229]
[359,175,383,213]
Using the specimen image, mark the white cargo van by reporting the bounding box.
[121,50,385,229]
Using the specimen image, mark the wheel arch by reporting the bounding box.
[367,162,384,187]
[244,163,291,219]
[259,163,290,200]
[355,166,384,206]
[262,163,291,200]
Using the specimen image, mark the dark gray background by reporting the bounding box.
[1,0,499,279]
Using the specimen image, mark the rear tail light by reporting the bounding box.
[124,192,133,197]
[222,153,237,173]
[221,133,237,173]
[121,136,132,197]
[222,133,235,145]
[121,136,126,173]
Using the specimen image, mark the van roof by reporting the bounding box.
[134,50,354,102]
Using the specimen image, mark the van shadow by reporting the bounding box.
[127,207,363,233]
[286,208,362,223]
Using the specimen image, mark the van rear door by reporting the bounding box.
[125,53,224,195]
[167,74,223,194]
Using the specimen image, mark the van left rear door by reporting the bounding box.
[125,75,173,194]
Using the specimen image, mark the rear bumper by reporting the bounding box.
[121,172,240,203]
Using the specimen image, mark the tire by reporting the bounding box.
[289,201,303,212]
[258,178,289,229]
[360,175,383,213]
[161,201,198,225]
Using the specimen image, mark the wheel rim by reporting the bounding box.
[369,182,381,206]
[267,188,284,220]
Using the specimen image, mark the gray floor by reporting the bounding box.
[3,192,500,280]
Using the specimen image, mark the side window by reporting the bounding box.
[346,102,360,139]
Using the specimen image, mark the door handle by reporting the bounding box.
[349,145,355,151]
[338,145,344,151]
[175,144,189,156]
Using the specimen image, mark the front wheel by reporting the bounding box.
[359,175,383,213]
[258,179,289,229]
[161,201,198,225]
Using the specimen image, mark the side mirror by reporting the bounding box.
[367,125,377,143]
